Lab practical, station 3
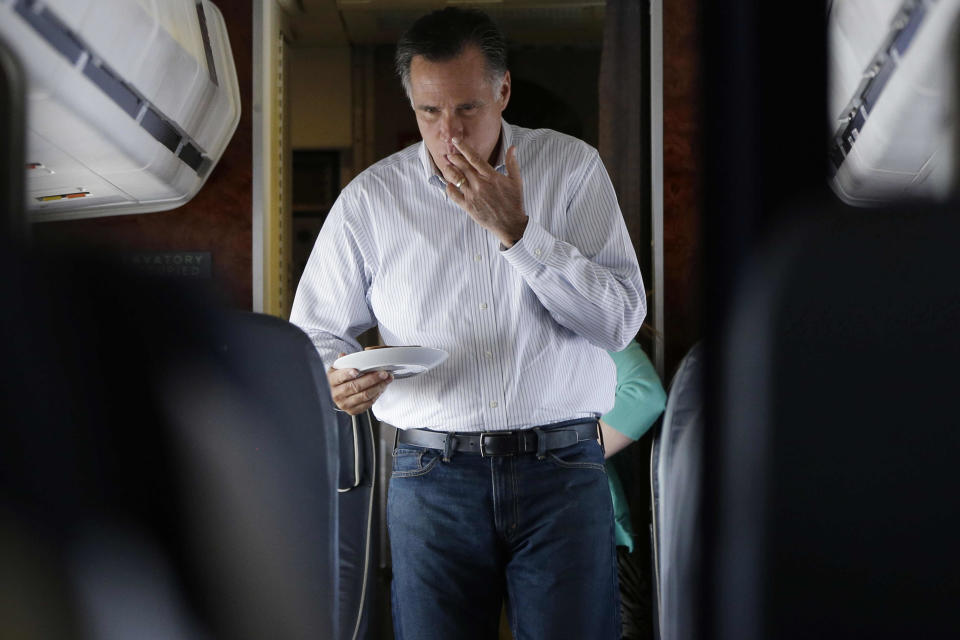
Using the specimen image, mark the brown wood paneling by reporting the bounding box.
[663,0,701,377]
[33,0,253,310]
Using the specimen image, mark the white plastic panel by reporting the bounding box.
[829,0,960,206]
[77,1,168,107]
[27,131,133,209]
[143,0,209,67]
[191,2,241,156]
[828,0,902,119]
[0,0,241,220]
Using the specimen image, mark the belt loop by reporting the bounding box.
[533,427,547,460]
[596,421,605,456]
[442,433,455,462]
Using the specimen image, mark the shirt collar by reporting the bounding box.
[419,118,513,187]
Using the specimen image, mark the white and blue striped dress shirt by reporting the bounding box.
[290,120,645,432]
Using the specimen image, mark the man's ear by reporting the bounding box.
[498,71,511,110]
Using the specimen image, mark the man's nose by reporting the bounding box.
[439,112,463,140]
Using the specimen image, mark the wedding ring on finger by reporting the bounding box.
[455,178,464,189]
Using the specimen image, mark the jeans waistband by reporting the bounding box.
[395,418,599,458]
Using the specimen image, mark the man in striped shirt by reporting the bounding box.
[290,7,645,639]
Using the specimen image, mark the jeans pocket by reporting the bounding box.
[391,447,441,478]
[545,439,606,472]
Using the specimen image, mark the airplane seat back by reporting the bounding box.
[200,312,378,640]
[162,310,342,640]
[0,242,229,638]
[651,342,703,640]
[1,264,346,640]
[716,208,960,639]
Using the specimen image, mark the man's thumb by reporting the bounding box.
[506,145,520,178]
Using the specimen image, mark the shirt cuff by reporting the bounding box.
[500,218,554,273]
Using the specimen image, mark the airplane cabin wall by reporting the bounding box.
[663,0,701,378]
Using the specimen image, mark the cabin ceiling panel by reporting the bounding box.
[290,0,604,46]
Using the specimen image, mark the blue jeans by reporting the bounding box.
[387,431,621,640]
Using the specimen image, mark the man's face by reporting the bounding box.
[408,45,511,172]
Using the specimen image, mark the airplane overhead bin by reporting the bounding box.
[0,0,241,221]
[828,0,959,205]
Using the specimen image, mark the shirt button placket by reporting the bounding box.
[474,230,503,427]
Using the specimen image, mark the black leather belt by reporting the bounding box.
[396,418,599,457]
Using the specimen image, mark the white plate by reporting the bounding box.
[333,346,449,379]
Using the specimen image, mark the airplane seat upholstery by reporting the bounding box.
[334,407,377,640]
[0,255,350,639]
[651,342,703,640]
[205,313,378,640]
[714,210,960,639]
[165,310,343,640]
[190,311,377,640]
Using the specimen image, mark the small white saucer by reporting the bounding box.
[333,346,448,379]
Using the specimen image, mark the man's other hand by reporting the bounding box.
[328,351,394,415]
[442,138,528,248]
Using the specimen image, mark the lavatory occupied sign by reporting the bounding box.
[124,252,212,278]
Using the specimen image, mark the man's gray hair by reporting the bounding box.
[395,7,508,99]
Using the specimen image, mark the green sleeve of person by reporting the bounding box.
[602,341,667,551]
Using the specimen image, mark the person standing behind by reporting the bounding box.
[599,340,668,639]
[290,8,645,639]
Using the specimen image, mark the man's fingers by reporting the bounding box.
[439,161,467,190]
[447,153,484,190]
[445,180,468,206]
[362,380,391,401]
[451,138,493,177]
[347,370,391,392]
[334,370,391,398]
[337,375,393,414]
[505,145,521,180]
[328,364,361,387]
[445,153,479,185]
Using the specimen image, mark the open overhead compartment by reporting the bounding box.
[828,0,959,205]
[0,0,241,221]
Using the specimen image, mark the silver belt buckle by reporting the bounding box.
[479,431,513,457]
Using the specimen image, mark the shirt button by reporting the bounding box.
[474,254,482,262]
[479,302,488,310]
[534,248,542,257]
[485,350,493,359]
[489,401,498,408]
